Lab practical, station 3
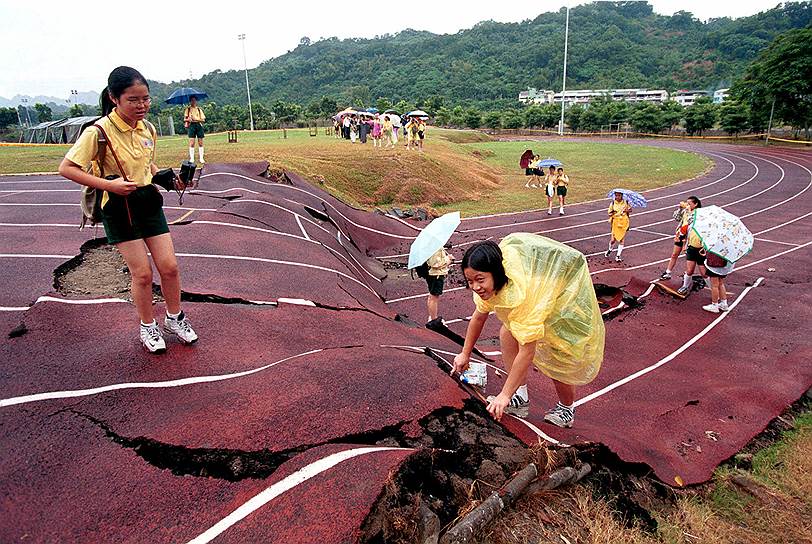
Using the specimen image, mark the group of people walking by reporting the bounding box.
[520,150,569,215]
[335,114,426,151]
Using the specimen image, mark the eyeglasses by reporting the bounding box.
[125,96,152,106]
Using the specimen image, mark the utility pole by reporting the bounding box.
[238,33,255,131]
[765,98,776,145]
[21,98,32,126]
[558,5,570,136]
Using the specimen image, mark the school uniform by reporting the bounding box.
[425,248,451,296]
[184,105,206,139]
[65,109,168,244]
[608,200,630,241]
[685,230,705,265]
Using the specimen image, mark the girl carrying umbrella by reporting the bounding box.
[605,191,632,262]
[453,234,605,427]
[544,165,557,214]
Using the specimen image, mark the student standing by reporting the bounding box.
[605,191,632,262]
[184,96,206,164]
[453,235,605,427]
[424,247,452,324]
[678,217,709,296]
[382,115,394,148]
[544,166,557,214]
[58,66,197,354]
[556,167,569,215]
[371,115,382,147]
[703,254,733,313]
[660,196,701,280]
[417,118,427,151]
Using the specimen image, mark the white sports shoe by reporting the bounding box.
[702,303,721,313]
[140,321,166,353]
[543,402,575,428]
[164,311,199,344]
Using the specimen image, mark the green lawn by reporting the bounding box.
[0,129,710,217]
[435,140,711,215]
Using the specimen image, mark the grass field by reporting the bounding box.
[0,127,709,216]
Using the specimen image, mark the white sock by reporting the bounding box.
[617,244,624,257]
[199,147,204,161]
[515,384,529,402]
[166,310,181,320]
[141,320,156,327]
[607,241,614,251]
[665,268,672,274]
[189,147,195,162]
[682,273,691,289]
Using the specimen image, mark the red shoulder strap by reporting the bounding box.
[94,122,129,181]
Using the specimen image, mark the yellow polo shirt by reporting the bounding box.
[65,109,155,207]
[185,106,205,123]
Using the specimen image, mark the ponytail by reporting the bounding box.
[99,86,115,115]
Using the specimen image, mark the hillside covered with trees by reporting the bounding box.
[149,1,810,110]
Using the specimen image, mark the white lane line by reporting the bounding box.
[0,191,22,199]
[0,179,70,184]
[0,203,216,211]
[36,296,129,305]
[0,306,29,311]
[385,286,466,304]
[295,215,310,240]
[735,240,812,271]
[0,253,73,258]
[756,238,801,247]
[631,227,673,237]
[200,171,418,240]
[191,188,260,195]
[0,349,323,408]
[0,189,78,193]
[601,301,626,315]
[753,210,812,236]
[186,447,412,544]
[0,223,78,227]
[574,277,765,408]
[174,253,379,296]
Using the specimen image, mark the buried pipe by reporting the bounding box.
[439,463,592,544]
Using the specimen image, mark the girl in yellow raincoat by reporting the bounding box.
[453,233,605,427]
[605,191,632,262]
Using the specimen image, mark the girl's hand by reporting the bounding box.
[106,177,137,196]
[452,352,470,375]
[487,393,510,421]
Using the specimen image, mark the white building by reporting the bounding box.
[673,90,710,106]
[518,88,555,104]
[536,88,669,105]
[713,88,730,104]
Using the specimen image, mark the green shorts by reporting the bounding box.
[425,275,445,296]
[187,122,205,139]
[102,185,169,244]
[557,186,567,196]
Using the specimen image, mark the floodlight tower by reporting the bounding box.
[238,33,255,131]
[20,98,31,126]
[71,89,78,108]
[559,5,570,136]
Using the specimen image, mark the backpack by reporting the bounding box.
[79,118,156,229]
[414,262,430,279]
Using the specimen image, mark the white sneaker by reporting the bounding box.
[530,184,538,188]
[543,402,575,428]
[605,249,612,257]
[718,300,729,311]
[702,303,721,313]
[559,209,564,215]
[140,321,166,353]
[164,311,198,344]
[616,255,623,262]
[199,158,205,164]
[547,210,552,215]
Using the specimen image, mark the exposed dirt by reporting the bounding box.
[54,238,130,298]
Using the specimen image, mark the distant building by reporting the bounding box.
[550,88,669,105]
[673,90,709,107]
[518,88,555,104]
[713,88,730,104]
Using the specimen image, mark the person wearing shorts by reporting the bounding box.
[678,232,709,296]
[556,167,568,215]
[58,66,198,354]
[703,257,734,313]
[544,165,557,215]
[184,96,205,164]
[425,247,452,324]
[661,196,701,281]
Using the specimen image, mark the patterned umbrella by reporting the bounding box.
[607,188,648,208]
[539,158,562,168]
[691,205,753,263]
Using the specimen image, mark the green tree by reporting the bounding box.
[450,105,465,127]
[719,101,750,136]
[271,100,301,122]
[67,104,84,117]
[0,107,18,129]
[319,96,338,117]
[375,97,392,113]
[483,111,502,130]
[464,108,482,129]
[629,103,663,133]
[565,104,584,132]
[503,109,524,129]
[33,103,52,123]
[684,97,717,135]
[731,27,812,138]
[659,100,684,132]
[523,105,545,128]
[434,106,453,126]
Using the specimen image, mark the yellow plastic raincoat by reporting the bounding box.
[473,233,605,385]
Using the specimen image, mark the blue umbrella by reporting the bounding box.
[406,110,429,118]
[408,212,461,270]
[366,107,379,113]
[608,188,648,208]
[538,158,562,167]
[165,87,209,105]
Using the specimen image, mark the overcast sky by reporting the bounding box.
[0,0,786,99]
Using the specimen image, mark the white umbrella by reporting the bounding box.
[408,212,461,269]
